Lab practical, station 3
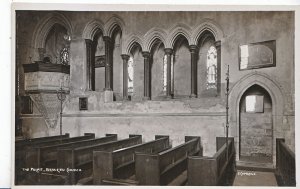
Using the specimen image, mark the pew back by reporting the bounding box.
[25,134,117,168]
[29,134,96,148]
[276,138,295,186]
[188,137,235,186]
[16,133,71,152]
[135,136,201,185]
[57,135,142,184]
[93,136,170,184]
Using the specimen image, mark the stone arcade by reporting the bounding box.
[15,11,295,186]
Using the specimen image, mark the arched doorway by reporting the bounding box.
[239,84,273,164]
[229,72,284,167]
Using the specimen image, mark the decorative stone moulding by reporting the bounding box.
[30,93,63,129]
[23,62,70,129]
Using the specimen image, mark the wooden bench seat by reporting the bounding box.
[57,135,142,185]
[25,134,117,169]
[187,137,235,186]
[28,134,96,148]
[15,133,92,184]
[15,133,70,152]
[93,135,171,185]
[135,136,202,185]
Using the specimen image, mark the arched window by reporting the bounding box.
[206,46,217,89]
[128,56,134,96]
[44,24,70,64]
[163,55,167,92]
[163,55,174,93]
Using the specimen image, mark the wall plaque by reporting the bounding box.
[79,97,88,110]
[239,40,276,70]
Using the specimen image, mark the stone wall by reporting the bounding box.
[17,11,295,161]
[240,85,273,157]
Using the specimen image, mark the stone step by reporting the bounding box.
[233,170,278,186]
[236,161,274,172]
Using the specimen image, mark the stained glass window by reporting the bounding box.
[60,47,69,65]
[207,46,217,89]
[128,56,134,95]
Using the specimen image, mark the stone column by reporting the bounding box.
[85,39,95,91]
[69,39,86,93]
[121,54,130,100]
[142,51,151,100]
[103,36,113,91]
[189,45,199,98]
[215,40,221,94]
[38,48,46,61]
[164,48,173,98]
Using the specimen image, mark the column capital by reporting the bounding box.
[85,39,93,45]
[189,45,199,53]
[142,51,151,58]
[164,48,173,55]
[103,36,112,43]
[121,54,130,61]
[214,40,221,47]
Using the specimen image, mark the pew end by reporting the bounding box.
[93,151,113,185]
[135,136,202,185]
[185,136,202,156]
[129,134,142,138]
[187,137,236,186]
[84,133,95,137]
[106,134,118,138]
[135,153,160,185]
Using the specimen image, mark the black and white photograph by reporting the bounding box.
[8,2,299,188]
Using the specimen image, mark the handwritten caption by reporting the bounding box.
[237,171,256,176]
[21,168,82,173]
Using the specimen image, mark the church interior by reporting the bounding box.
[14,10,295,186]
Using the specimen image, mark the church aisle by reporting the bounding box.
[233,169,278,186]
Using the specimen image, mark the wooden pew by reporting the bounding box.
[275,138,295,186]
[15,133,95,184]
[16,133,71,154]
[187,137,235,186]
[135,136,201,185]
[18,172,68,185]
[57,135,142,185]
[28,134,96,148]
[25,134,117,169]
[93,135,171,185]
[16,133,70,147]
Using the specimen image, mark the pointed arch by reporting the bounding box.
[229,72,284,165]
[143,28,167,52]
[166,23,192,48]
[123,34,144,55]
[31,12,73,49]
[104,14,126,37]
[191,19,224,45]
[82,19,104,40]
